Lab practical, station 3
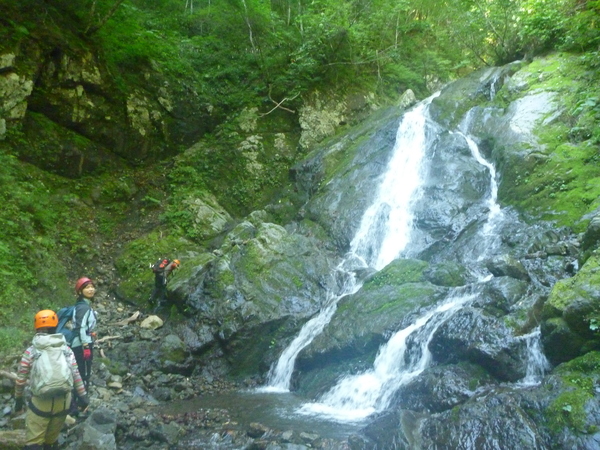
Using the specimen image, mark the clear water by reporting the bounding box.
[158,390,366,439]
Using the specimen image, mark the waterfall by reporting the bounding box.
[262,96,440,391]
[459,132,502,231]
[295,115,509,421]
[298,292,476,421]
[517,327,551,386]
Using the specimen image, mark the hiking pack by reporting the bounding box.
[29,337,73,398]
[152,258,171,273]
[56,303,90,346]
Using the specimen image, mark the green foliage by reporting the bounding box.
[0,327,30,356]
[114,231,196,305]
[546,352,600,434]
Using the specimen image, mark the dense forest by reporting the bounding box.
[0,0,599,354]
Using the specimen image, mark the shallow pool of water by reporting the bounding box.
[158,389,367,440]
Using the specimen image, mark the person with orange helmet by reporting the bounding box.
[14,310,89,449]
[149,258,180,312]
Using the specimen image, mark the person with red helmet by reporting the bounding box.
[13,310,89,449]
[71,277,98,389]
[149,258,181,311]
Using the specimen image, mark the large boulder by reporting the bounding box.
[541,253,600,365]
[173,212,339,377]
[429,307,529,382]
[294,259,447,396]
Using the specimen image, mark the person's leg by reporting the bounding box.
[44,394,69,445]
[24,407,48,446]
[72,345,91,387]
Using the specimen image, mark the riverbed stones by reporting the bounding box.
[140,315,163,330]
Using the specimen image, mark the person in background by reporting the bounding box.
[14,310,89,450]
[71,277,98,388]
[149,258,180,311]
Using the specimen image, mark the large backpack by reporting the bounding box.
[56,303,91,346]
[56,306,76,345]
[152,258,170,273]
[29,336,74,398]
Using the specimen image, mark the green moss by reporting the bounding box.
[545,352,600,434]
[547,389,592,433]
[97,357,129,376]
[114,232,201,305]
[370,283,438,314]
[546,254,600,313]
[363,259,429,291]
[496,54,600,231]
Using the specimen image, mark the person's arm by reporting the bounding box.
[14,348,32,398]
[14,348,32,413]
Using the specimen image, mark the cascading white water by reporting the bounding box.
[262,96,440,391]
[351,98,436,270]
[458,132,502,232]
[298,292,476,421]
[297,119,509,422]
[517,327,551,386]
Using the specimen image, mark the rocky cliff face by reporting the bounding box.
[0,2,230,179]
[160,54,599,448]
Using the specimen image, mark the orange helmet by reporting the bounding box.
[75,277,93,293]
[34,310,58,330]
[172,259,181,268]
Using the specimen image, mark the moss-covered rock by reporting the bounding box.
[544,352,600,441]
[296,259,447,376]
[541,253,600,364]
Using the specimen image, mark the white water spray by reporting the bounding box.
[296,115,510,421]
[517,327,551,386]
[459,132,502,231]
[262,96,440,391]
[298,293,476,421]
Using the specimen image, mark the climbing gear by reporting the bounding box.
[29,335,74,398]
[34,310,58,330]
[75,277,93,294]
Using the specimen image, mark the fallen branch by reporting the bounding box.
[259,87,299,117]
[95,335,122,344]
[111,311,141,327]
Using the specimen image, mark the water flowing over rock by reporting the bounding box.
[90,54,598,449]
[177,56,594,449]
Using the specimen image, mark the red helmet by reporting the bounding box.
[75,277,94,293]
[35,310,58,330]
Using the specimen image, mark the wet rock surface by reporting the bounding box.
[0,294,351,449]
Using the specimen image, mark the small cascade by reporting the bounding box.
[262,258,360,392]
[298,292,477,421]
[517,327,551,386]
[458,132,502,232]
[262,96,440,391]
[351,96,438,270]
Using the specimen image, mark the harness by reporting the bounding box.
[27,397,69,418]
